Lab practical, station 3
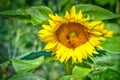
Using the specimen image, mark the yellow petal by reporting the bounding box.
[70,6,76,18]
[103,30,113,37]
[49,14,56,20]
[48,19,56,27]
[65,49,73,62]
[60,48,69,62]
[55,43,62,50]
[89,37,101,46]
[42,25,54,32]
[84,44,92,56]
[74,47,82,63]
[44,41,58,50]
[42,25,51,29]
[97,46,103,50]
[93,49,99,54]
[56,45,66,58]
[64,11,70,19]
[38,30,52,35]
[39,35,57,42]
[91,31,102,36]
[55,14,63,21]
[84,42,94,56]
[99,23,105,31]
[107,31,113,37]
[49,14,63,21]
[97,37,106,41]
[79,45,88,59]
[77,10,82,19]
[72,53,77,63]
[87,21,102,28]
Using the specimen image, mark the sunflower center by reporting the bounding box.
[67,31,78,39]
[56,22,90,49]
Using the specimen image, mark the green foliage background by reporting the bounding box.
[0,0,120,80]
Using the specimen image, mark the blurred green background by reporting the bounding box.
[0,0,120,80]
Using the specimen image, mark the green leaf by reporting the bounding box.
[88,53,120,80]
[9,73,45,80]
[26,6,52,25]
[72,66,92,79]
[102,36,120,52]
[94,53,120,73]
[0,60,10,68]
[0,6,53,25]
[106,22,120,35]
[11,57,44,73]
[95,0,117,6]
[59,0,74,14]
[58,75,79,80]
[18,50,53,60]
[76,4,120,20]
[11,50,54,73]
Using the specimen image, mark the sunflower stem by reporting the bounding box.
[64,59,75,75]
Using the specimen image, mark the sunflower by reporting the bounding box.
[38,6,113,63]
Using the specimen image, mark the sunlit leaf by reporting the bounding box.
[9,73,45,80]
[11,57,44,73]
[102,36,120,52]
[106,22,120,35]
[76,4,120,20]
[0,6,53,25]
[11,50,55,73]
[26,6,52,25]
[72,66,92,79]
